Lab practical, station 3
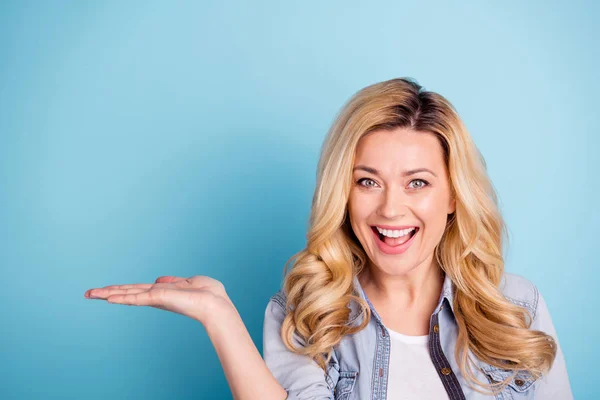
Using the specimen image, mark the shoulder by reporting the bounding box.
[263,289,289,327]
[268,289,287,311]
[498,271,540,320]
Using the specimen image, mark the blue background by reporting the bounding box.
[1,1,597,399]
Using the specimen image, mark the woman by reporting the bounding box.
[84,78,572,399]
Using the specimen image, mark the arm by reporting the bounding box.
[203,298,288,400]
[262,294,336,400]
[530,289,574,400]
[85,275,331,399]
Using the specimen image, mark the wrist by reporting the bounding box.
[201,296,239,333]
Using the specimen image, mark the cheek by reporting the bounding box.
[414,193,451,232]
[347,194,372,238]
[348,192,368,220]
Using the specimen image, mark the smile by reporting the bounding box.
[370,226,419,255]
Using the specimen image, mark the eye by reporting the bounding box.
[408,179,429,189]
[356,178,378,188]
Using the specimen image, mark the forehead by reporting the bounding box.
[354,128,445,171]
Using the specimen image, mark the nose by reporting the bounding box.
[377,185,409,220]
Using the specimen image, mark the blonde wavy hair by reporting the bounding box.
[280,77,556,394]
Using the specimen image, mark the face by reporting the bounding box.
[347,127,455,276]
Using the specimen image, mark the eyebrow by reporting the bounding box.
[352,165,438,178]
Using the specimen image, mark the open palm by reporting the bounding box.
[84,275,233,323]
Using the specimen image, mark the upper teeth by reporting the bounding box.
[376,227,416,238]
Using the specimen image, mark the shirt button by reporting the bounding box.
[441,367,452,376]
[515,379,525,386]
[433,325,439,333]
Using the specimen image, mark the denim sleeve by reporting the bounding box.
[530,289,574,400]
[262,296,335,400]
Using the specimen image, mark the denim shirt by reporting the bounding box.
[262,272,573,400]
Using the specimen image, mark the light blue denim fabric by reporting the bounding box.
[262,272,573,399]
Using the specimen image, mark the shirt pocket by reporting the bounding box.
[329,369,359,400]
[482,365,538,400]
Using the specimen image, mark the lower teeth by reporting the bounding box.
[380,230,416,246]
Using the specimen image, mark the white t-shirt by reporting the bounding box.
[386,327,450,400]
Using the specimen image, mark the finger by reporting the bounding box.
[86,282,169,296]
[155,276,187,283]
[87,288,147,299]
[107,289,164,306]
[101,284,154,290]
[84,284,153,294]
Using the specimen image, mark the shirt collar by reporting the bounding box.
[350,270,456,324]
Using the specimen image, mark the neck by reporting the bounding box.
[358,254,445,312]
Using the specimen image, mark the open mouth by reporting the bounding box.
[371,226,419,247]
